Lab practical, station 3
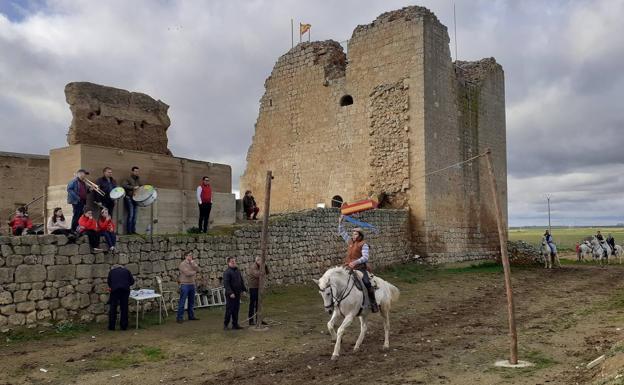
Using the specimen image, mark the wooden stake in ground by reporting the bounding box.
[484,148,518,365]
[256,170,273,328]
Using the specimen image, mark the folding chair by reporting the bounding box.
[155,276,173,318]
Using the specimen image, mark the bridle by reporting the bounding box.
[322,272,357,314]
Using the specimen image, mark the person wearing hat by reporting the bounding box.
[338,215,379,313]
[67,169,89,232]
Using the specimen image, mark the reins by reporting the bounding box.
[325,271,357,316]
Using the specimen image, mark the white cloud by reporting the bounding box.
[1,0,623,226]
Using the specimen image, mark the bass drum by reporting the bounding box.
[110,187,126,200]
[133,185,158,207]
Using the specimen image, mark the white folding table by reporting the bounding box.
[129,292,163,330]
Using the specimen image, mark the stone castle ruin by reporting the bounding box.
[241,6,507,261]
[65,82,172,155]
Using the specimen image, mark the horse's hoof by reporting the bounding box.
[331,355,339,361]
[383,345,390,351]
[353,347,360,352]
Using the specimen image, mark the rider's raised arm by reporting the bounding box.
[338,215,349,243]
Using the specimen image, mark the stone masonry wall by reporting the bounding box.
[0,209,410,328]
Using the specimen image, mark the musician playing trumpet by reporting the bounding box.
[66,168,90,232]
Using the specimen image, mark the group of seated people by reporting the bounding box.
[8,206,116,253]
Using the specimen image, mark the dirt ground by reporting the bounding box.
[2,256,624,385]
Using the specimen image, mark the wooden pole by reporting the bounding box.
[485,148,518,365]
[291,19,294,48]
[42,185,48,235]
[256,170,272,328]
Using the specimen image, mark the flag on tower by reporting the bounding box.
[300,23,311,35]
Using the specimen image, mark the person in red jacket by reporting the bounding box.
[9,207,33,236]
[78,210,102,252]
[196,176,212,233]
[98,208,116,252]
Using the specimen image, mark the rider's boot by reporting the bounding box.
[368,287,379,313]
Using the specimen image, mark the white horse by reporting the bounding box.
[591,237,612,265]
[577,241,592,262]
[313,267,400,360]
[615,245,624,264]
[541,237,561,269]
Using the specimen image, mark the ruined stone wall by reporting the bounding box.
[242,6,507,262]
[0,153,49,234]
[65,82,172,155]
[0,209,410,328]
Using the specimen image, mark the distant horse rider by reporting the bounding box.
[544,229,557,257]
[338,215,378,313]
[607,233,616,256]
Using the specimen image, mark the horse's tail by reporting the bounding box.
[387,283,400,304]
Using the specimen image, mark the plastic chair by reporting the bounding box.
[155,276,173,318]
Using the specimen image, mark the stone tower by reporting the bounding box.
[241,6,507,261]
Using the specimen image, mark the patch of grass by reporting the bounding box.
[90,345,166,371]
[4,321,92,344]
[443,261,503,274]
[509,227,624,251]
[487,350,557,379]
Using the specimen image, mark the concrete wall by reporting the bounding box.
[0,209,411,327]
[0,152,49,234]
[47,144,235,233]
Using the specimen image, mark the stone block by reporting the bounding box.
[78,243,91,254]
[42,255,55,265]
[14,265,46,283]
[0,236,10,245]
[49,298,60,310]
[75,283,92,294]
[1,304,16,315]
[76,265,92,279]
[0,314,6,327]
[58,244,79,256]
[13,290,27,303]
[53,308,68,320]
[27,289,44,301]
[37,300,50,310]
[0,268,13,284]
[23,255,37,264]
[1,244,12,257]
[139,262,153,274]
[78,293,90,308]
[48,265,76,281]
[82,254,95,264]
[13,246,31,255]
[16,301,35,312]
[20,236,38,245]
[37,309,52,320]
[0,292,12,305]
[8,313,25,326]
[56,236,68,246]
[39,235,56,245]
[10,237,21,246]
[26,310,37,324]
[93,264,110,278]
[40,245,57,255]
[44,287,58,298]
[6,255,23,266]
[60,294,79,310]
[70,255,82,265]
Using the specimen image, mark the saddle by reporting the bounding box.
[349,269,378,315]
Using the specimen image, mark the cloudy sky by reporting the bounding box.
[1,0,623,227]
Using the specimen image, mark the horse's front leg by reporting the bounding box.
[381,304,390,350]
[332,314,355,360]
[327,310,339,342]
[554,253,561,268]
[353,316,367,352]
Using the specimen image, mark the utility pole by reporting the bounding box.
[255,170,273,329]
[546,194,552,233]
[485,149,518,365]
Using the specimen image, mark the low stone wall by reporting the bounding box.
[0,209,410,328]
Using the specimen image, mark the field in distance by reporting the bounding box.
[508,227,624,251]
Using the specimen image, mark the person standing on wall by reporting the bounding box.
[176,253,201,323]
[122,166,142,235]
[107,264,134,331]
[247,256,268,326]
[196,176,212,233]
[223,256,246,330]
[243,190,259,220]
[67,169,89,232]
[95,167,117,216]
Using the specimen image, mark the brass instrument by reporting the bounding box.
[84,178,106,197]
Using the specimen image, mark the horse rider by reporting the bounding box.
[338,215,379,313]
[596,231,608,257]
[544,229,557,256]
[607,233,616,256]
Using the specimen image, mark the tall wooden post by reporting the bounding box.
[42,186,48,235]
[256,171,272,328]
[485,148,518,365]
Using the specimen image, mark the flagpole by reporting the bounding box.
[291,18,294,48]
[299,23,302,44]
[308,29,310,42]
